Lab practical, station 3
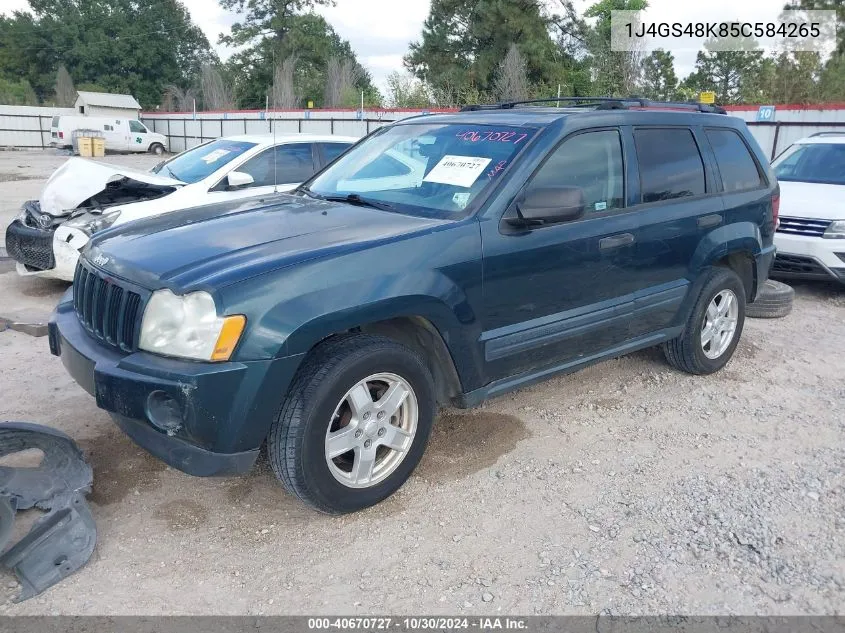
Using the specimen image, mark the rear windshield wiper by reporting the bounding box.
[321,193,395,211]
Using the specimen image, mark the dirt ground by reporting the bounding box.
[0,150,842,615]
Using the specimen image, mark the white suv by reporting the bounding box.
[771,133,845,284]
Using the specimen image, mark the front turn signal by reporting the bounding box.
[211,315,246,361]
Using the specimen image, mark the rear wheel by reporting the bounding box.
[663,267,746,375]
[149,143,165,155]
[268,334,435,514]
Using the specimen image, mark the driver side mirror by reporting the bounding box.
[511,186,585,226]
[226,171,254,190]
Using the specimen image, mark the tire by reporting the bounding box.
[663,267,746,375]
[149,143,165,155]
[268,334,436,514]
[747,279,793,319]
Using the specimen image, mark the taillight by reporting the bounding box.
[772,192,780,229]
[58,131,63,138]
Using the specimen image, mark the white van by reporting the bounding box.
[50,115,168,154]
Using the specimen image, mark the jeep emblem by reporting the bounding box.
[92,254,109,267]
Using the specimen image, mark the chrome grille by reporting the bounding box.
[777,216,832,237]
[72,261,143,352]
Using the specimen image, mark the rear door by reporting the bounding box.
[622,125,725,339]
[102,120,125,151]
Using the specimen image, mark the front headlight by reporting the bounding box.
[64,210,121,235]
[823,220,845,239]
[139,289,246,361]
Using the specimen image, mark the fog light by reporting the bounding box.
[146,390,183,434]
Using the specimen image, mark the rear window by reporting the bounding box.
[773,143,845,186]
[706,128,764,191]
[635,128,706,203]
[151,139,257,184]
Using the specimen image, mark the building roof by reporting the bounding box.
[75,91,141,109]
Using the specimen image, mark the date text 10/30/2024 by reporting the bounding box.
[307,617,528,630]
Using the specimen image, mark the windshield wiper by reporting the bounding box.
[322,193,395,211]
[296,186,325,200]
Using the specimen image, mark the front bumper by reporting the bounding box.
[5,202,87,281]
[49,293,303,476]
[773,233,845,283]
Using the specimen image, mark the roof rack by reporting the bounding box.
[809,131,845,137]
[460,96,727,115]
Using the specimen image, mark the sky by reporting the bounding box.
[1,0,789,94]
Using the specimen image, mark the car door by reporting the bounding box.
[206,142,320,202]
[102,121,125,151]
[479,128,638,381]
[622,125,725,340]
[128,119,151,152]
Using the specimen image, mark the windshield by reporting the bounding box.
[151,139,257,184]
[773,142,845,186]
[305,123,538,218]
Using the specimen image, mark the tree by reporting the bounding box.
[0,0,216,108]
[495,44,531,101]
[682,37,764,104]
[324,57,360,108]
[219,0,335,48]
[54,64,76,106]
[222,7,379,109]
[162,85,196,112]
[639,50,677,101]
[783,0,844,54]
[272,56,297,108]
[0,77,39,105]
[584,0,648,97]
[384,72,432,108]
[201,64,235,110]
[405,0,567,98]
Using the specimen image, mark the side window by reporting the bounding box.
[236,143,315,187]
[706,128,765,191]
[320,142,352,164]
[528,130,624,214]
[129,120,146,134]
[634,128,706,203]
[104,124,113,131]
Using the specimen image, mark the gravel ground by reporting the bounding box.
[0,151,843,615]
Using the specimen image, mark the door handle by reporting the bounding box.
[697,214,722,229]
[599,233,635,251]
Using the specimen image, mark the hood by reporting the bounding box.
[86,194,448,289]
[778,180,845,221]
[40,157,184,217]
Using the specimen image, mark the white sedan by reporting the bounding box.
[5,133,358,281]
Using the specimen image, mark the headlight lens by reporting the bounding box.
[64,210,121,234]
[823,220,845,239]
[139,289,246,361]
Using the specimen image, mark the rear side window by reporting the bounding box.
[320,142,352,164]
[706,128,764,191]
[634,128,706,203]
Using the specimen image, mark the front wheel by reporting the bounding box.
[268,334,436,514]
[149,143,165,155]
[663,267,746,375]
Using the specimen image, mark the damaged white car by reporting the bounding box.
[5,133,357,281]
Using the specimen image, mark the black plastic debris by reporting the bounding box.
[0,422,97,601]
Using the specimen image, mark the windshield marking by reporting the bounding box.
[455,130,530,144]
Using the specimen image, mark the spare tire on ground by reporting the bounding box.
[747,279,794,318]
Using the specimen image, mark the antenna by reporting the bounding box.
[272,47,278,194]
